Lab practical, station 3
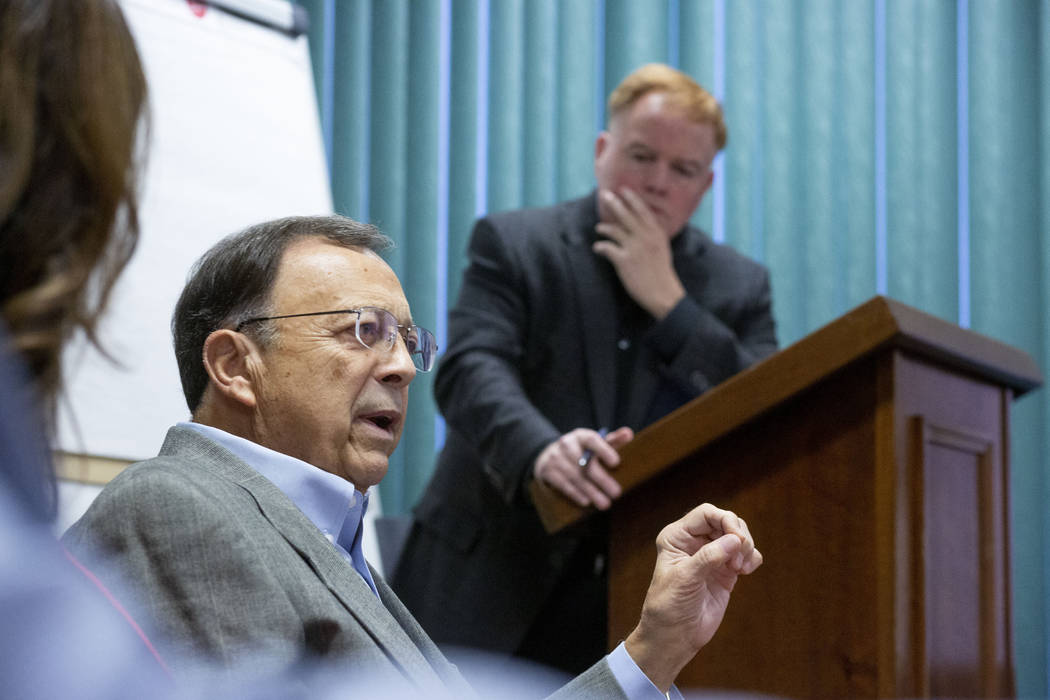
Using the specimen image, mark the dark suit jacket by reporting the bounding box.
[393,193,777,654]
[62,426,628,698]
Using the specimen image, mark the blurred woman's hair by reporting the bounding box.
[0,0,148,418]
[0,0,147,520]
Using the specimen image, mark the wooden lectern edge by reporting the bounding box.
[528,479,595,533]
[529,295,1043,533]
[882,297,1042,394]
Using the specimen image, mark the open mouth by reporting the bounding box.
[369,415,393,430]
[361,411,398,432]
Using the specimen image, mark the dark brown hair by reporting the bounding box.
[0,0,148,416]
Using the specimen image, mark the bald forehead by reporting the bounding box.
[272,238,410,319]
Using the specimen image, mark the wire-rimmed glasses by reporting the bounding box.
[236,306,437,372]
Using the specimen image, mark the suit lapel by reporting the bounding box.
[561,196,618,431]
[245,478,448,689]
[671,227,710,301]
[160,427,447,690]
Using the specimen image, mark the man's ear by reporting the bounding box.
[594,130,610,160]
[202,329,260,409]
[699,168,715,198]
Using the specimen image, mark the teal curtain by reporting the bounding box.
[298,1,1049,693]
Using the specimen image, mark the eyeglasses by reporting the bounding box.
[236,306,437,372]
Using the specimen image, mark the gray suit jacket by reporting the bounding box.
[63,426,626,698]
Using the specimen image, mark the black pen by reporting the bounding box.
[577,427,609,469]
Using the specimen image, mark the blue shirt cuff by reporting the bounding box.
[606,641,683,700]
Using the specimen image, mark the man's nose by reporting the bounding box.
[379,335,417,385]
[644,162,670,193]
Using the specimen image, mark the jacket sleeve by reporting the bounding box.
[644,261,778,396]
[61,466,304,673]
[546,657,630,700]
[433,217,562,504]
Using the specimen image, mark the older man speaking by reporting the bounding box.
[63,215,761,698]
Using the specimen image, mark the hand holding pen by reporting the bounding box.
[533,425,635,510]
[577,427,609,468]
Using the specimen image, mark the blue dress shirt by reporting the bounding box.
[179,421,378,596]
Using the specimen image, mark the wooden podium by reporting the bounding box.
[530,296,1041,699]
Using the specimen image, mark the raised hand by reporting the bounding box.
[593,188,686,320]
[625,503,763,692]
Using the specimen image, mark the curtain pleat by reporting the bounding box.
[758,0,804,341]
[523,0,558,207]
[1041,0,1050,685]
[331,0,371,219]
[722,0,762,262]
[604,0,669,95]
[886,0,957,320]
[401,0,443,504]
[446,1,480,305]
[969,3,1047,691]
[487,0,526,212]
[557,1,602,202]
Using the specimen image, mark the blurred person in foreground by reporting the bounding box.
[393,63,778,675]
[64,213,762,698]
[0,0,169,697]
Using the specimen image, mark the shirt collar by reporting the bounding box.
[178,421,369,553]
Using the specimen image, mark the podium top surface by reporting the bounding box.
[530,295,1043,532]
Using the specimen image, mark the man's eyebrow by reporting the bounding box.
[674,157,705,171]
[344,305,418,327]
[625,140,704,171]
